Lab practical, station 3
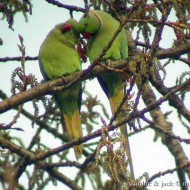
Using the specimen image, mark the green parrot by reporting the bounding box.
[78,10,134,176]
[79,10,128,115]
[39,19,83,159]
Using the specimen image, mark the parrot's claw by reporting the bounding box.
[61,76,66,84]
[106,59,114,67]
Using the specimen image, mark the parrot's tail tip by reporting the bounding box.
[74,145,83,160]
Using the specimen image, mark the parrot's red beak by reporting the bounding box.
[81,32,91,39]
[61,23,72,33]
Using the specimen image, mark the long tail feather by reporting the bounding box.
[63,110,83,160]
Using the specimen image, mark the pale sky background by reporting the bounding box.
[0,1,190,190]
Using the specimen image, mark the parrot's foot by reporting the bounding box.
[105,59,121,73]
[106,59,114,67]
[61,76,66,84]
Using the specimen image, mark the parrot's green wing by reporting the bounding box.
[39,19,83,159]
[79,10,134,176]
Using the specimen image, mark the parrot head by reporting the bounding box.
[55,18,80,44]
[79,11,101,39]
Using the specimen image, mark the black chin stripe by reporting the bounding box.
[91,13,101,36]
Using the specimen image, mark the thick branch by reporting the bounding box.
[0,59,128,114]
[141,82,190,178]
[0,134,36,160]
[156,43,190,60]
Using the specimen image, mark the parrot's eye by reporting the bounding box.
[60,23,72,33]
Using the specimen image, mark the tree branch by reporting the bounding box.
[1,42,190,62]
[38,163,83,190]
[45,0,85,12]
[1,78,190,162]
[0,56,38,62]
[31,79,190,162]
[141,82,190,179]
[150,70,190,125]
[1,78,190,188]
[0,59,128,114]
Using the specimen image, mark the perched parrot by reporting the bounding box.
[78,10,134,176]
[78,10,128,115]
[39,19,83,159]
